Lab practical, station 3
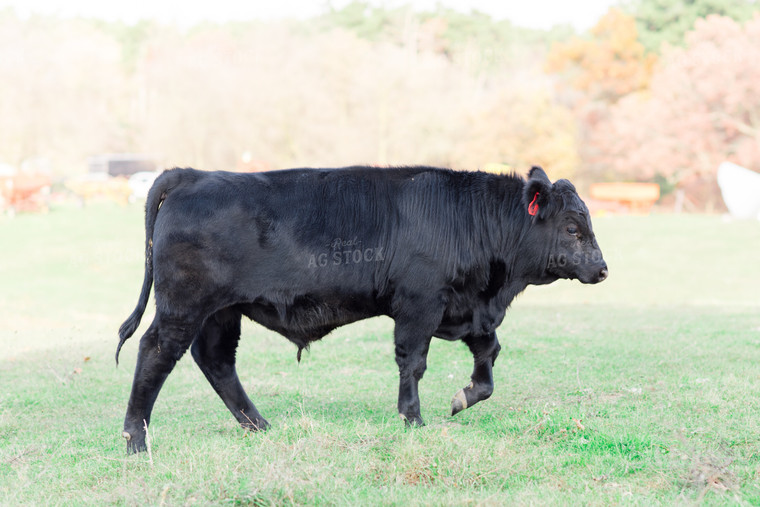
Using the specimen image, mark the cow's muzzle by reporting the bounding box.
[592,262,608,283]
[578,260,608,284]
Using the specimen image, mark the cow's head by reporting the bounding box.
[523,166,608,284]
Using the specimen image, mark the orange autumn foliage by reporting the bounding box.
[545,8,657,102]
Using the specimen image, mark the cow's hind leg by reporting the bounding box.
[191,307,269,432]
[123,315,197,453]
[451,331,501,416]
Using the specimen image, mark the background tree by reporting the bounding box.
[545,8,656,104]
[588,15,760,210]
[624,0,758,53]
[0,6,577,178]
[0,13,125,170]
[455,86,580,180]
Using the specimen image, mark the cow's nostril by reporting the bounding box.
[599,268,608,281]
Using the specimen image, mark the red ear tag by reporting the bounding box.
[528,192,540,216]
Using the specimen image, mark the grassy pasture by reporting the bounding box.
[1,203,759,505]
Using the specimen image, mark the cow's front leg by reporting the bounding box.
[451,331,501,416]
[393,320,434,427]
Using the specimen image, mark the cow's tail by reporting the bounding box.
[116,170,177,365]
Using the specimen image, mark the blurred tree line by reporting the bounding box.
[547,0,759,210]
[0,1,757,209]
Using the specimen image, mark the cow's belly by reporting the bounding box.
[435,305,506,340]
[238,292,382,348]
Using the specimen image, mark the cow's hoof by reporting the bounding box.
[241,417,270,432]
[450,388,469,416]
[399,413,425,427]
[123,431,147,454]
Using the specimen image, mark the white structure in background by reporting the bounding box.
[717,161,760,220]
[128,171,161,201]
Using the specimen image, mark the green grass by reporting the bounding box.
[1,204,760,505]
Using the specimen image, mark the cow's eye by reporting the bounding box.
[566,225,578,235]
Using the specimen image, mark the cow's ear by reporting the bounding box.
[523,166,553,219]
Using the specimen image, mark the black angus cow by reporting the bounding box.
[117,165,607,453]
